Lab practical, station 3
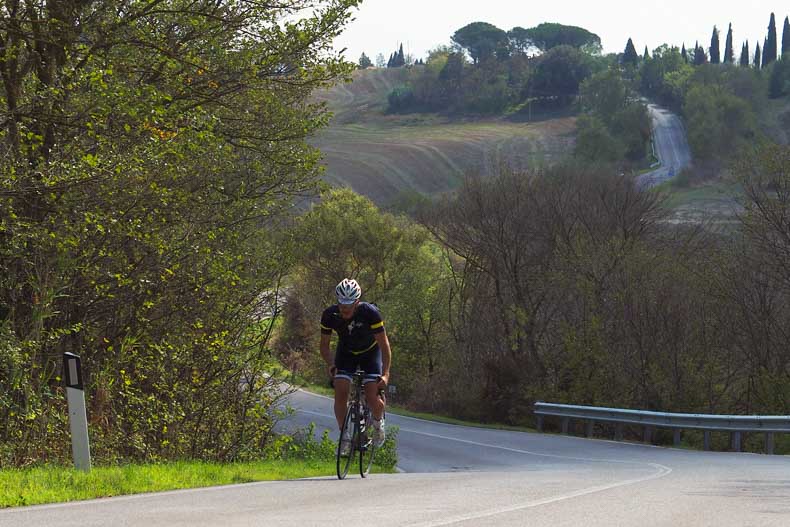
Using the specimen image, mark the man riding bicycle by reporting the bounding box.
[320,278,391,454]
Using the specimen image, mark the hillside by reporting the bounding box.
[311,68,576,205]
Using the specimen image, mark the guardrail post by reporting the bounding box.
[63,352,91,473]
[536,415,544,433]
[561,417,570,435]
[765,432,775,455]
[731,431,742,452]
[614,423,623,441]
[585,421,594,438]
[643,426,653,444]
[703,431,711,451]
[673,429,682,447]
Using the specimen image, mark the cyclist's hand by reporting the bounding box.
[378,374,389,389]
[328,365,337,379]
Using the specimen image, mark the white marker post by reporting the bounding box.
[63,352,91,472]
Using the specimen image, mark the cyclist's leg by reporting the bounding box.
[333,351,356,429]
[361,347,385,420]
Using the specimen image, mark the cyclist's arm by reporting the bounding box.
[374,330,391,384]
[320,332,332,369]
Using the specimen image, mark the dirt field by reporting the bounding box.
[312,68,577,205]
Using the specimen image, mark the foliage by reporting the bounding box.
[0,0,360,467]
[532,45,594,105]
[521,23,602,54]
[359,53,373,69]
[769,53,790,98]
[452,22,510,64]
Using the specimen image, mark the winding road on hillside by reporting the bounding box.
[637,103,693,189]
[7,387,790,526]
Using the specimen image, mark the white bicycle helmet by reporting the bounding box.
[335,278,362,304]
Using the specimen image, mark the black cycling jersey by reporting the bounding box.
[320,302,385,355]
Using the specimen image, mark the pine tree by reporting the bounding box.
[644,46,650,60]
[387,53,393,68]
[740,41,750,67]
[755,41,762,69]
[710,26,720,64]
[782,16,790,57]
[724,23,734,64]
[358,52,372,69]
[681,43,688,62]
[765,13,778,65]
[623,38,639,66]
[762,37,769,67]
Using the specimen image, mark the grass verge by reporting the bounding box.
[0,459,336,508]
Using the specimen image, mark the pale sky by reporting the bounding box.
[333,1,790,62]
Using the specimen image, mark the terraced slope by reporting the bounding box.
[312,68,576,204]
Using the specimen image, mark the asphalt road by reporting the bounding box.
[637,103,693,189]
[6,388,790,526]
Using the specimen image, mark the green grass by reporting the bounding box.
[0,459,338,508]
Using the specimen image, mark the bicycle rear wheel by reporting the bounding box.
[336,405,356,480]
[359,408,377,477]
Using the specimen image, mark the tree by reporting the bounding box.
[623,38,639,67]
[397,44,406,66]
[710,26,721,64]
[681,43,688,62]
[376,53,387,68]
[387,53,393,68]
[644,46,650,60]
[0,0,361,464]
[508,27,533,54]
[765,13,778,66]
[770,57,790,98]
[784,16,790,56]
[724,24,734,64]
[359,52,373,69]
[580,69,629,124]
[755,41,762,70]
[531,45,593,104]
[523,23,602,53]
[694,43,708,65]
[452,22,509,64]
[740,41,750,67]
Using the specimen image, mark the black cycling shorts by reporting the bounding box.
[334,346,382,384]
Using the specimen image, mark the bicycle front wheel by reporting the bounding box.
[336,405,356,480]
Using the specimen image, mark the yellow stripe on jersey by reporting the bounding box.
[370,321,384,329]
[350,340,378,355]
[320,324,331,330]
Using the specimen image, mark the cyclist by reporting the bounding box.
[320,278,391,454]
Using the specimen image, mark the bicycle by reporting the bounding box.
[335,369,385,480]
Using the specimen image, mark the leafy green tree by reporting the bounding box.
[784,16,790,56]
[710,26,721,64]
[532,45,593,105]
[574,114,625,162]
[0,0,361,465]
[452,22,509,64]
[523,23,602,53]
[623,38,639,67]
[359,52,373,69]
[508,27,533,54]
[765,13,778,66]
[740,41,750,67]
[683,84,756,161]
[580,69,628,124]
[724,24,734,64]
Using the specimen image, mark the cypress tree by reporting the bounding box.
[710,26,720,64]
[644,46,650,60]
[762,37,769,67]
[681,43,688,62]
[740,41,750,67]
[693,42,707,65]
[724,23,734,64]
[754,41,762,69]
[623,38,639,66]
[765,13,778,65]
[782,16,790,56]
[397,43,405,67]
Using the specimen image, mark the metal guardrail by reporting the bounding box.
[534,402,790,455]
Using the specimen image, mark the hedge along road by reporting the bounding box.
[6,386,790,527]
[638,103,693,190]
